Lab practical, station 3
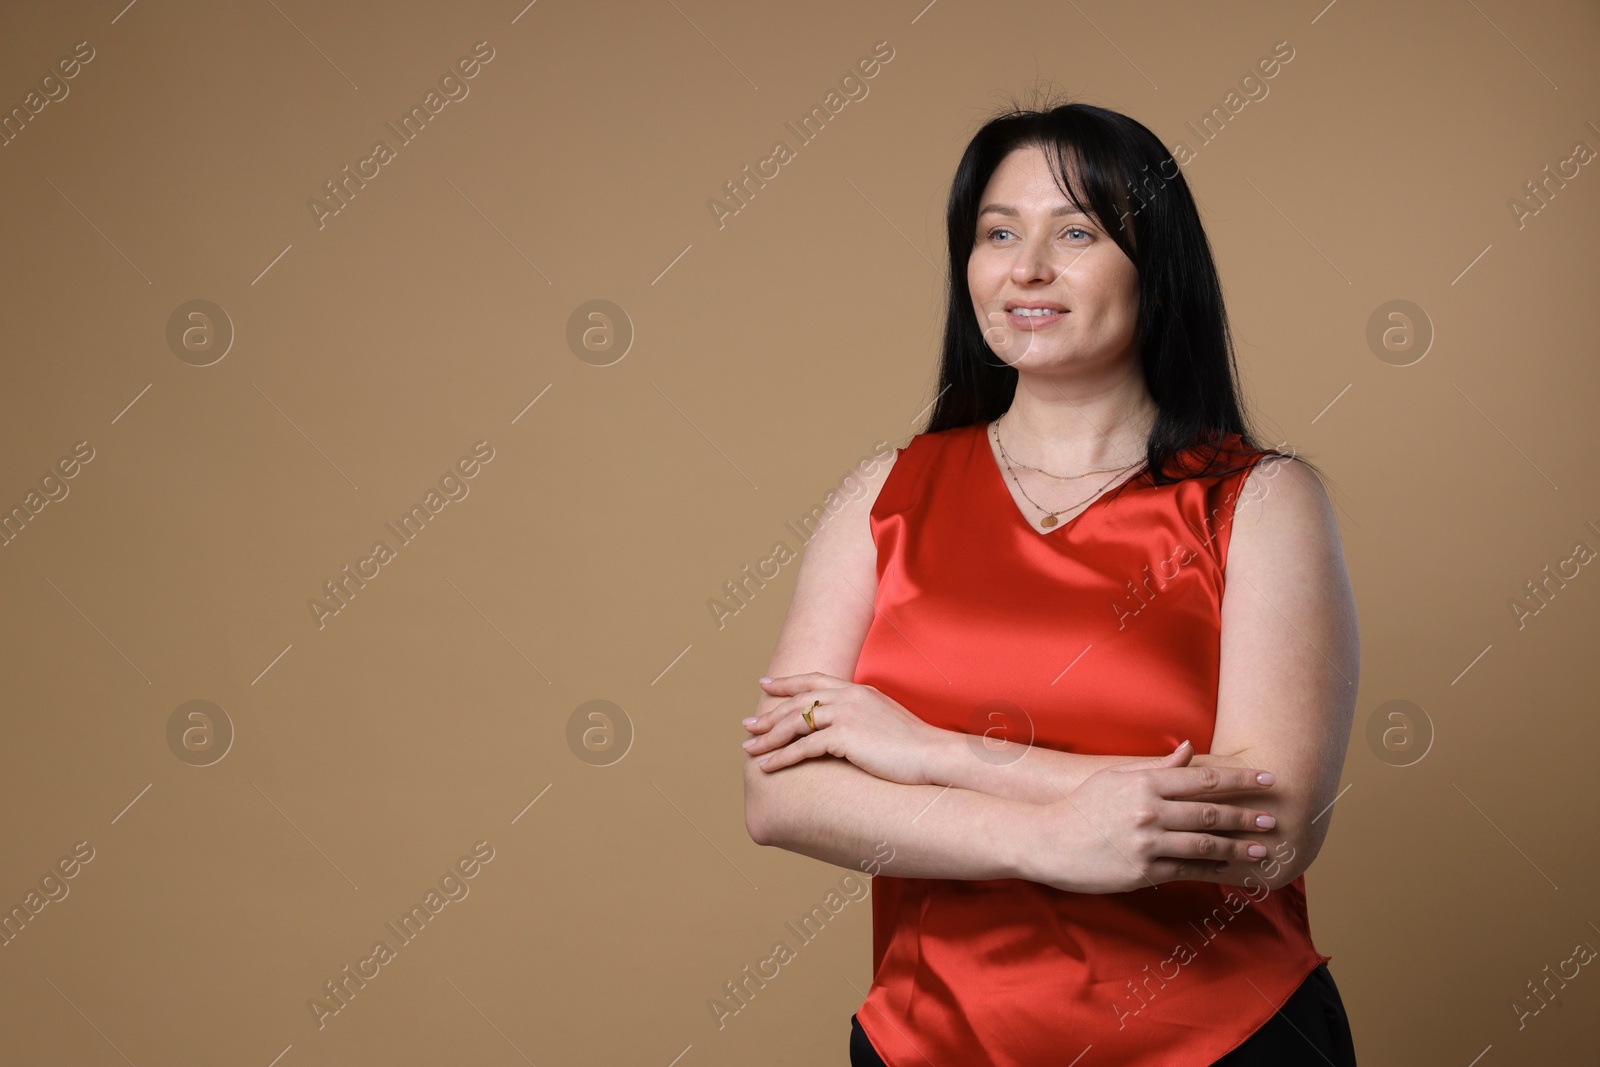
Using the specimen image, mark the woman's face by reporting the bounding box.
[967,143,1141,373]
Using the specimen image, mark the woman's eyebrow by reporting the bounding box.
[978,203,1091,218]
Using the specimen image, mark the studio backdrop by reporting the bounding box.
[1,1,1597,1064]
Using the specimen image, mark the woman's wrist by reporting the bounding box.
[995,795,1078,888]
[982,792,1051,883]
[922,726,1032,795]
[922,725,1096,805]
[920,725,964,788]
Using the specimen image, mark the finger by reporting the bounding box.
[742,717,795,755]
[759,672,847,696]
[1164,799,1277,834]
[1147,856,1242,884]
[749,685,849,735]
[1111,744,1194,773]
[754,730,830,772]
[743,700,828,755]
[745,692,816,735]
[1157,830,1270,865]
[1150,765,1276,798]
[758,672,828,694]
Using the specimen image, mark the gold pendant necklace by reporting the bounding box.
[992,417,1143,528]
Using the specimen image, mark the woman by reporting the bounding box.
[741,101,1359,1066]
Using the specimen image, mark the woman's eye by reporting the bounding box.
[982,226,1091,241]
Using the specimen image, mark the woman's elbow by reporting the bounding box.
[1256,824,1325,890]
[744,803,775,847]
[743,757,781,846]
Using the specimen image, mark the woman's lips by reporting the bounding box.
[1004,308,1068,330]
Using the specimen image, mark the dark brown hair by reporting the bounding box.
[924,96,1320,485]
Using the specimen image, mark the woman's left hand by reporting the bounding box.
[743,672,946,785]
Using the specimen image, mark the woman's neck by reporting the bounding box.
[998,376,1157,472]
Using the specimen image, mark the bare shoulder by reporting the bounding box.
[806,444,901,547]
[1221,452,1358,667]
[1227,453,1344,578]
[759,444,902,683]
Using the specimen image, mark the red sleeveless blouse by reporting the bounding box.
[852,421,1331,1067]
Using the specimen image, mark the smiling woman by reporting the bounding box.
[741,99,1360,1067]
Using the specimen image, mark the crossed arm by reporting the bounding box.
[742,454,1359,892]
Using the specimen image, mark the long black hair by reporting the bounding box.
[923,97,1316,485]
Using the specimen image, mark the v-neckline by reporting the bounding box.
[976,421,1149,537]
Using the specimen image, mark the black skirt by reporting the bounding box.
[849,962,1356,1066]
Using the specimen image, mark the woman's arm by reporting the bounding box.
[742,450,1270,888]
[746,454,1357,890]
[923,735,1254,805]
[911,457,1359,888]
[1203,455,1360,887]
[742,451,1038,880]
[745,752,1040,881]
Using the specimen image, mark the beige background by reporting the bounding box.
[1,0,1597,1063]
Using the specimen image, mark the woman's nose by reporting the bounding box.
[1011,239,1058,283]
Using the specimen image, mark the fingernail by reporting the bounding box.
[741,717,758,727]
[758,676,773,683]
[1256,772,1276,786]
[758,757,770,767]
[1255,814,1275,828]
[742,738,757,749]
[1247,844,1267,858]
[1174,739,1190,753]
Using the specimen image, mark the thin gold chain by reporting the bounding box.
[994,413,1140,479]
[992,416,1144,524]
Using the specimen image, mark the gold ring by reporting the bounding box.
[802,700,820,732]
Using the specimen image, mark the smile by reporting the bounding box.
[1004,306,1068,329]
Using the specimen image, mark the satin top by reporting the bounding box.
[852,421,1331,1067]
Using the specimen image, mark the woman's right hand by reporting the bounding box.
[1018,742,1279,894]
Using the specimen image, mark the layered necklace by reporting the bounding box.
[991,413,1146,529]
